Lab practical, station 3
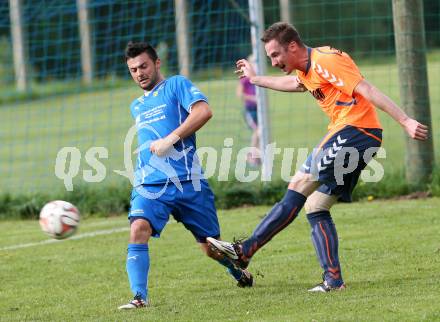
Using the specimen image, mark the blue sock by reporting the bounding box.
[126,243,149,300]
[217,257,243,280]
[242,189,307,258]
[307,211,343,287]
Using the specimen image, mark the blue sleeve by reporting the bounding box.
[172,76,208,112]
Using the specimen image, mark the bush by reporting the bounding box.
[429,165,440,197]
[1,168,438,220]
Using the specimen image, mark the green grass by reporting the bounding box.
[1,199,439,321]
[1,55,439,194]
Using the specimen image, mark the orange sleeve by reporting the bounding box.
[313,52,363,96]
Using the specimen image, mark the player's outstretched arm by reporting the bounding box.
[354,79,429,141]
[250,75,306,92]
[150,101,212,156]
[236,59,306,92]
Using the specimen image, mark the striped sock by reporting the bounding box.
[242,189,307,258]
[307,211,343,287]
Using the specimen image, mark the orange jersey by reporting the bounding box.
[296,46,382,130]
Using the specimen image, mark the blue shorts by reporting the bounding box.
[128,179,220,242]
[301,125,382,202]
[244,109,258,130]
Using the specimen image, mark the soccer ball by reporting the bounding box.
[39,200,80,240]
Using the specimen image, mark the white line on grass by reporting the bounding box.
[0,227,130,251]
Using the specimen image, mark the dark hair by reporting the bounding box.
[124,41,158,62]
[261,22,303,48]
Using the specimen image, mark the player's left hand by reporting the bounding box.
[402,118,429,141]
[150,133,180,156]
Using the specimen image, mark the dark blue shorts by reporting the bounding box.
[128,179,220,242]
[244,109,258,130]
[301,125,382,202]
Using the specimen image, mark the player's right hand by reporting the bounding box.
[235,59,256,79]
[150,133,180,156]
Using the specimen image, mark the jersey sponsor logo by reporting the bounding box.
[138,114,166,126]
[136,104,167,125]
[114,122,200,200]
[140,104,166,116]
[310,88,325,101]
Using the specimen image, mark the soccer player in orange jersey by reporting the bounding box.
[208,22,428,292]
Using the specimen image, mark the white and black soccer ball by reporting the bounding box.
[39,200,80,240]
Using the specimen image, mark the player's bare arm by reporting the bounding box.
[250,75,306,92]
[150,101,212,156]
[172,101,212,139]
[354,79,429,141]
[235,59,306,92]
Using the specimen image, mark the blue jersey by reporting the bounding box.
[130,75,207,186]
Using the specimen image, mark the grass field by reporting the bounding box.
[1,55,439,194]
[1,198,439,321]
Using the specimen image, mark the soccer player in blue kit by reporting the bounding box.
[118,42,253,310]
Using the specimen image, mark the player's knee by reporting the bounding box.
[304,199,314,214]
[305,192,337,214]
[305,199,328,214]
[305,198,326,213]
[129,218,152,243]
[288,172,320,196]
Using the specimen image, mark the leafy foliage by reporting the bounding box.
[1,167,439,219]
